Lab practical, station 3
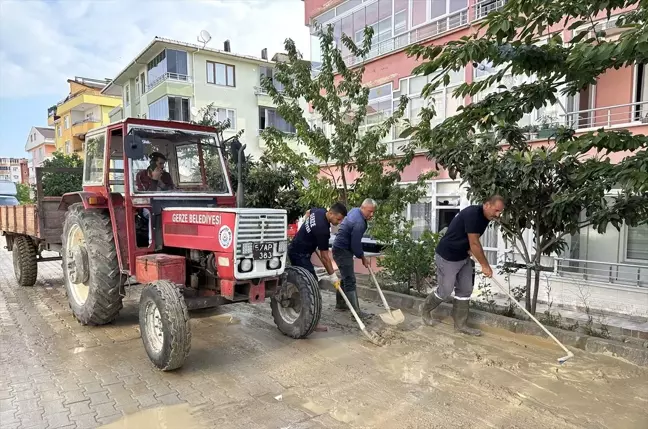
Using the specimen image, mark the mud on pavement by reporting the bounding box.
[0,245,647,429]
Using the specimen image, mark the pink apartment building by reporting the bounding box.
[25,126,57,184]
[303,0,648,315]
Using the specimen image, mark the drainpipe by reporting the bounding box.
[191,47,201,118]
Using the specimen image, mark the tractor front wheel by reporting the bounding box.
[61,203,124,325]
[139,280,191,371]
[271,266,322,339]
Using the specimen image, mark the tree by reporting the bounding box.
[15,183,32,204]
[403,0,648,313]
[260,25,434,241]
[40,152,83,197]
[191,104,305,222]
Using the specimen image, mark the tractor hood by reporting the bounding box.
[161,207,288,253]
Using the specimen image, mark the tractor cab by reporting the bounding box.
[59,118,321,371]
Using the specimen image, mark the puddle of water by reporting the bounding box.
[100,404,203,429]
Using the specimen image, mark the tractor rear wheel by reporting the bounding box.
[62,203,124,325]
[271,266,322,339]
[13,236,38,287]
[139,280,191,371]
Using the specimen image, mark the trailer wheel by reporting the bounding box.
[271,266,322,339]
[13,236,38,287]
[139,280,191,371]
[62,203,124,325]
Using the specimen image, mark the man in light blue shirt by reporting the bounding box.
[332,198,376,319]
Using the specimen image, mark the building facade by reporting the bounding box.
[25,126,56,184]
[102,37,303,158]
[0,157,28,184]
[303,0,648,316]
[48,77,122,157]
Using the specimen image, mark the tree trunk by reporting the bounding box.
[532,269,541,315]
[524,268,533,311]
[339,164,349,205]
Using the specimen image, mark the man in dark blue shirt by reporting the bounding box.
[422,195,505,336]
[288,203,348,281]
[333,198,376,318]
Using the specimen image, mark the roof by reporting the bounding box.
[102,36,277,94]
[35,127,54,139]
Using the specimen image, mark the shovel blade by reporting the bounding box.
[379,309,405,325]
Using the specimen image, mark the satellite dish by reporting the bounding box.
[197,30,212,48]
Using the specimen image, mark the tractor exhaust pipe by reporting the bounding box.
[236,143,246,208]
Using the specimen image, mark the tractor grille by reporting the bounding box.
[236,213,286,256]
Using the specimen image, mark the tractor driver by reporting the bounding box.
[136,152,175,192]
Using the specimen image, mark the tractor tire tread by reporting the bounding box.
[13,236,38,287]
[271,265,322,339]
[139,280,191,371]
[62,203,124,326]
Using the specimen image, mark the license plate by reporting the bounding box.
[253,243,274,260]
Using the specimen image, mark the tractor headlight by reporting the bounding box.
[239,258,253,272]
[241,242,253,255]
[268,257,281,270]
[278,240,287,253]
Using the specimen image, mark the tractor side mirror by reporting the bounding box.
[125,134,144,159]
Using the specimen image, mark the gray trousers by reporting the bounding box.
[332,247,356,294]
[434,254,474,300]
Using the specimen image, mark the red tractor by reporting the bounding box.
[57,118,320,370]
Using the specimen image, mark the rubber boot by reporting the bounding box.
[453,298,482,336]
[347,290,372,320]
[421,292,445,326]
[335,291,347,311]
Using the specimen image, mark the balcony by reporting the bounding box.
[254,84,285,107]
[72,119,102,137]
[473,0,508,21]
[341,9,469,67]
[560,101,648,130]
[145,73,193,106]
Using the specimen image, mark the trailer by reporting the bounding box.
[1,167,82,286]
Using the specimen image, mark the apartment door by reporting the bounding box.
[634,63,648,121]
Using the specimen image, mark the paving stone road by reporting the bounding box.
[1,237,647,429]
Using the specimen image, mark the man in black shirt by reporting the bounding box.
[422,195,505,336]
[288,203,348,281]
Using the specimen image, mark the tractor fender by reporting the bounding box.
[58,192,124,211]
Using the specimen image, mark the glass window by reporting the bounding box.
[147,50,167,87]
[208,62,235,87]
[140,72,146,94]
[412,0,427,27]
[212,108,236,129]
[64,116,70,129]
[336,0,361,16]
[394,0,409,35]
[168,97,190,122]
[84,133,105,184]
[627,224,648,260]
[166,49,188,76]
[259,107,295,133]
[409,75,428,95]
[148,97,169,120]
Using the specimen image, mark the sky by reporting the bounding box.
[0,0,310,159]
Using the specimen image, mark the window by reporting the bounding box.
[124,85,130,106]
[64,116,70,129]
[135,76,140,98]
[404,181,463,239]
[259,107,296,133]
[626,224,648,261]
[83,133,105,184]
[168,97,190,122]
[211,107,236,129]
[259,67,285,92]
[140,72,146,95]
[57,125,61,137]
[207,61,235,87]
[147,50,167,87]
[148,96,190,122]
[65,140,71,154]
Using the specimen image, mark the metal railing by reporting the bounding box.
[560,100,648,130]
[555,257,647,287]
[146,73,192,92]
[473,0,508,21]
[342,9,469,66]
[72,118,101,126]
[254,84,285,96]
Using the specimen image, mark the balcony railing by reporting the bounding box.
[341,9,469,66]
[560,100,648,130]
[473,0,508,21]
[254,84,285,96]
[555,257,648,288]
[146,73,192,92]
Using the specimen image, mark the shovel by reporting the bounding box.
[332,281,385,346]
[368,267,405,326]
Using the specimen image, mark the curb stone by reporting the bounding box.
[319,279,648,367]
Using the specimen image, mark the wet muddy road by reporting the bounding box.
[1,243,647,428]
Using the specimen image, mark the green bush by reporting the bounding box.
[377,223,440,294]
[41,152,83,197]
[15,183,32,204]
